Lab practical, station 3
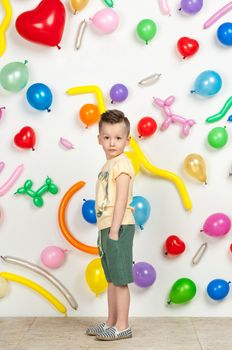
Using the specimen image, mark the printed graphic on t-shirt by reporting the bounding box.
[96,171,109,218]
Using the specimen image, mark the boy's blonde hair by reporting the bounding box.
[99,110,130,136]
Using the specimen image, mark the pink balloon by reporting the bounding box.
[202,213,231,237]
[90,8,119,34]
[158,0,171,15]
[153,95,195,137]
[0,164,24,196]
[40,246,67,269]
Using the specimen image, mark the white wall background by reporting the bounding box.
[0,0,232,317]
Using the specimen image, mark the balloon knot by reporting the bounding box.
[32,147,35,151]
[47,108,51,112]
[200,229,204,232]
[190,90,195,94]
[57,45,61,50]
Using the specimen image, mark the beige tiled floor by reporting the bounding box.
[1,317,232,350]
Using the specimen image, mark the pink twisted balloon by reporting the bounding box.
[153,96,195,137]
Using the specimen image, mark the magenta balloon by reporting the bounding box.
[202,213,231,237]
[133,261,156,288]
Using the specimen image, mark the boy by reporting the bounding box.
[86,109,135,341]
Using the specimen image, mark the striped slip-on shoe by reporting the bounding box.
[86,323,112,336]
[96,326,132,341]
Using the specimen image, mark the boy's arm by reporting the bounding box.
[109,173,131,240]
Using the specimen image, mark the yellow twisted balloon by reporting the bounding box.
[66,85,192,211]
[66,85,106,114]
[0,0,12,56]
[129,137,192,211]
[0,272,67,315]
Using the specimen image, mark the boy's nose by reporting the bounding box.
[110,139,115,146]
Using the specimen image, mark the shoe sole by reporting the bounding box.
[96,334,132,341]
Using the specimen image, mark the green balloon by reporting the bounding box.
[103,0,114,7]
[0,61,29,92]
[168,278,197,304]
[207,126,228,149]
[33,196,44,208]
[136,19,157,44]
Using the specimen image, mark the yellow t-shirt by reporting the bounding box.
[95,153,135,230]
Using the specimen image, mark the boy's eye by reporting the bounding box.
[104,136,109,140]
[117,137,122,140]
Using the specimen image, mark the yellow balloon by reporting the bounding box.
[124,151,140,175]
[0,276,10,297]
[0,272,67,315]
[0,0,12,56]
[183,153,207,184]
[70,0,89,14]
[85,258,107,297]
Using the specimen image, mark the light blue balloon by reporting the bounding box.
[26,83,53,112]
[191,70,222,96]
[130,196,151,230]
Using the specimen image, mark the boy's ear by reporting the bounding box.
[97,134,101,144]
[126,135,131,145]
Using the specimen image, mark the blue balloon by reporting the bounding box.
[207,279,231,300]
[26,83,53,112]
[82,199,97,224]
[130,196,151,230]
[191,70,222,96]
[217,22,232,46]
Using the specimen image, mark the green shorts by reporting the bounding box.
[98,224,135,286]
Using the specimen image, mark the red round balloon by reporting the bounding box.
[230,243,232,253]
[177,37,199,58]
[14,126,36,150]
[164,235,186,255]
[137,117,157,137]
[16,0,66,48]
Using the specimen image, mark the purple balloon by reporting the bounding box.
[180,0,203,14]
[110,83,128,103]
[133,262,156,288]
[202,213,231,237]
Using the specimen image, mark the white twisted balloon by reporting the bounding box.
[1,255,78,310]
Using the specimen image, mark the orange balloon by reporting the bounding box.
[79,103,100,128]
[58,181,98,255]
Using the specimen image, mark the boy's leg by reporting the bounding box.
[115,285,130,330]
[106,282,117,326]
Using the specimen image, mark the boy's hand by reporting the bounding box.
[108,230,119,240]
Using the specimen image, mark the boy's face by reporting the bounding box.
[98,122,130,160]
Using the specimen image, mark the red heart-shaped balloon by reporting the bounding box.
[177,37,199,58]
[14,126,36,151]
[16,0,66,48]
[164,235,186,255]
